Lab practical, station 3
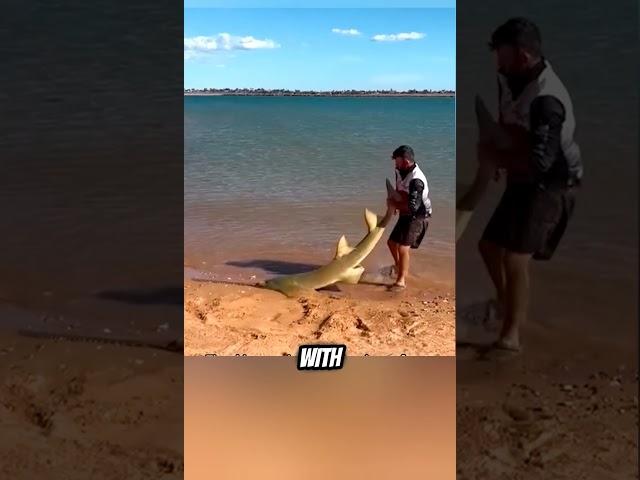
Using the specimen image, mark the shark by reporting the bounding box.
[386,178,401,202]
[456,95,514,241]
[263,205,395,297]
[475,94,513,150]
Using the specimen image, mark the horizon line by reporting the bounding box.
[184,87,456,91]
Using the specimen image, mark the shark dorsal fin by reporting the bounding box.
[386,179,401,202]
[386,178,395,197]
[335,235,354,259]
[364,209,378,232]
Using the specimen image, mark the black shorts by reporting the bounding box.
[390,215,429,249]
[481,183,576,260]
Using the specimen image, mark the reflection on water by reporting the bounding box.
[1,3,183,333]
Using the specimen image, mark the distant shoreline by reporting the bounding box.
[185,91,455,98]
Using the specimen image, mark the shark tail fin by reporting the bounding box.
[335,235,354,259]
[364,209,378,232]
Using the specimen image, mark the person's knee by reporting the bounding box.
[504,251,531,276]
[398,245,410,257]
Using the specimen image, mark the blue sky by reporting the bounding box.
[184,1,454,6]
[184,8,455,91]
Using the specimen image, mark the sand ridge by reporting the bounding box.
[456,322,637,479]
[0,333,183,479]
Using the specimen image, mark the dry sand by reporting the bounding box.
[184,276,455,356]
[0,332,183,480]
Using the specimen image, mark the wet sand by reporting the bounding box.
[456,320,637,479]
[0,331,183,479]
[0,294,184,479]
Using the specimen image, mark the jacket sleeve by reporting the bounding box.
[529,95,565,179]
[408,179,425,215]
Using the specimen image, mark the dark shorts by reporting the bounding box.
[481,183,576,260]
[390,215,429,249]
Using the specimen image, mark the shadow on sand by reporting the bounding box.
[94,287,183,305]
[226,259,320,275]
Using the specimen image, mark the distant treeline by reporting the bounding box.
[184,88,455,96]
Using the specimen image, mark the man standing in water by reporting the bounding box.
[386,145,432,291]
[458,18,582,352]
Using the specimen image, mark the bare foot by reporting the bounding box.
[394,277,407,288]
[475,338,521,360]
[493,337,521,352]
[388,283,406,293]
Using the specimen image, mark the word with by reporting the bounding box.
[297,344,346,370]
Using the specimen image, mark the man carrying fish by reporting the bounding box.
[457,18,583,352]
[386,145,433,291]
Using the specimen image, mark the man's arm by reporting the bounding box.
[408,179,425,216]
[529,95,565,180]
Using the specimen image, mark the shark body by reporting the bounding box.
[386,178,400,201]
[475,95,513,150]
[456,95,514,241]
[263,206,395,297]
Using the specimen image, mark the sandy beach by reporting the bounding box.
[184,93,456,356]
[453,200,637,478]
[456,318,637,479]
[454,169,637,478]
[0,331,183,479]
[184,274,455,356]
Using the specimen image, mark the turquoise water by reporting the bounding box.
[185,96,455,282]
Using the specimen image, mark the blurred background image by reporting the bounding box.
[185,357,455,480]
[456,1,638,478]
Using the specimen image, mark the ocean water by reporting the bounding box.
[185,96,455,285]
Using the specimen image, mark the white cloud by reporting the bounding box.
[216,64,226,68]
[371,32,426,42]
[332,28,361,36]
[184,33,280,60]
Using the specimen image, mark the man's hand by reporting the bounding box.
[477,139,530,182]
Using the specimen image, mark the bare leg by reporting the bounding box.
[387,238,400,271]
[478,239,506,315]
[396,245,410,287]
[500,251,532,350]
